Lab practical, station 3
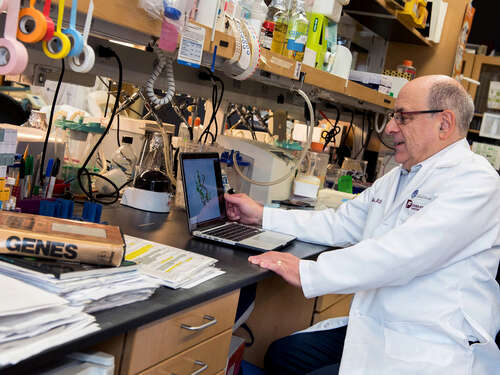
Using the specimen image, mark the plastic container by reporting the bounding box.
[248,0,268,37]
[284,0,309,62]
[112,136,137,177]
[299,150,329,188]
[311,0,350,23]
[237,0,253,20]
[397,60,416,80]
[269,0,289,55]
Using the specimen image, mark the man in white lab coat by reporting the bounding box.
[225,75,500,375]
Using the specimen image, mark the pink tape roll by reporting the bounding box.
[0,0,28,75]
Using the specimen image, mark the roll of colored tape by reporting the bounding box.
[69,43,95,73]
[42,0,71,59]
[63,0,83,57]
[17,0,47,43]
[42,0,55,41]
[0,0,28,75]
[63,27,84,57]
[69,0,95,73]
[42,31,71,59]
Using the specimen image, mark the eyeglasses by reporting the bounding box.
[386,110,444,125]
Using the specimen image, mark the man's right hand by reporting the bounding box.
[224,193,264,226]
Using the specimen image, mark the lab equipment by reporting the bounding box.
[96,136,137,195]
[111,137,137,177]
[217,135,296,204]
[293,174,321,198]
[121,131,172,213]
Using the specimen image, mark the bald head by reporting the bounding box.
[402,75,475,136]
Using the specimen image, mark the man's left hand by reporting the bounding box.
[248,252,301,288]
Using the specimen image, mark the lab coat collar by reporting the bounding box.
[385,138,469,216]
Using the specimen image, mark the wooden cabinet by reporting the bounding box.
[236,275,316,368]
[312,294,353,325]
[120,290,239,375]
[137,329,232,375]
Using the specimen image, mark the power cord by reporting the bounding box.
[354,111,374,160]
[198,68,224,144]
[319,107,341,151]
[116,114,121,147]
[40,59,65,186]
[77,46,123,205]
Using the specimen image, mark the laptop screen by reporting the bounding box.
[181,153,227,231]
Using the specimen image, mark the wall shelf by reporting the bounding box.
[44,0,393,112]
[344,0,432,46]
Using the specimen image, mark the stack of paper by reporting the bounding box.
[0,258,162,313]
[124,235,225,289]
[0,274,99,367]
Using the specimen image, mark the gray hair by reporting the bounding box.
[427,81,475,135]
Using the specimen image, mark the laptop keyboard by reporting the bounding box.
[203,223,263,242]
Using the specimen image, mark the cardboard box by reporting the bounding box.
[0,211,124,266]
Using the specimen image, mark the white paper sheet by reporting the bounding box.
[0,274,67,317]
[124,235,222,289]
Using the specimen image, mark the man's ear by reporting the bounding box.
[438,110,456,139]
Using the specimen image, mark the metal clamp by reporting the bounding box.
[180,315,217,331]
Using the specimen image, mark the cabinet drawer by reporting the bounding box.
[315,294,352,313]
[138,329,232,375]
[122,290,239,375]
[312,294,353,325]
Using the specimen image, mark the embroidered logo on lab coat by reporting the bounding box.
[371,198,383,204]
[406,193,434,212]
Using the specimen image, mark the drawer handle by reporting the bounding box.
[172,360,208,375]
[191,360,208,375]
[180,315,217,331]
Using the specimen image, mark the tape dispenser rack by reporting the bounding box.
[1,0,96,75]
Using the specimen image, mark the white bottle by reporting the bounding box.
[312,0,350,23]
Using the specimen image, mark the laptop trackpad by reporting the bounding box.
[239,231,295,251]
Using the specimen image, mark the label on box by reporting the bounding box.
[177,23,206,69]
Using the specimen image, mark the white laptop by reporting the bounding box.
[180,152,296,252]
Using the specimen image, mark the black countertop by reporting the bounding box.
[4,205,331,374]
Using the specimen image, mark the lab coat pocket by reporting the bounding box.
[384,325,472,374]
